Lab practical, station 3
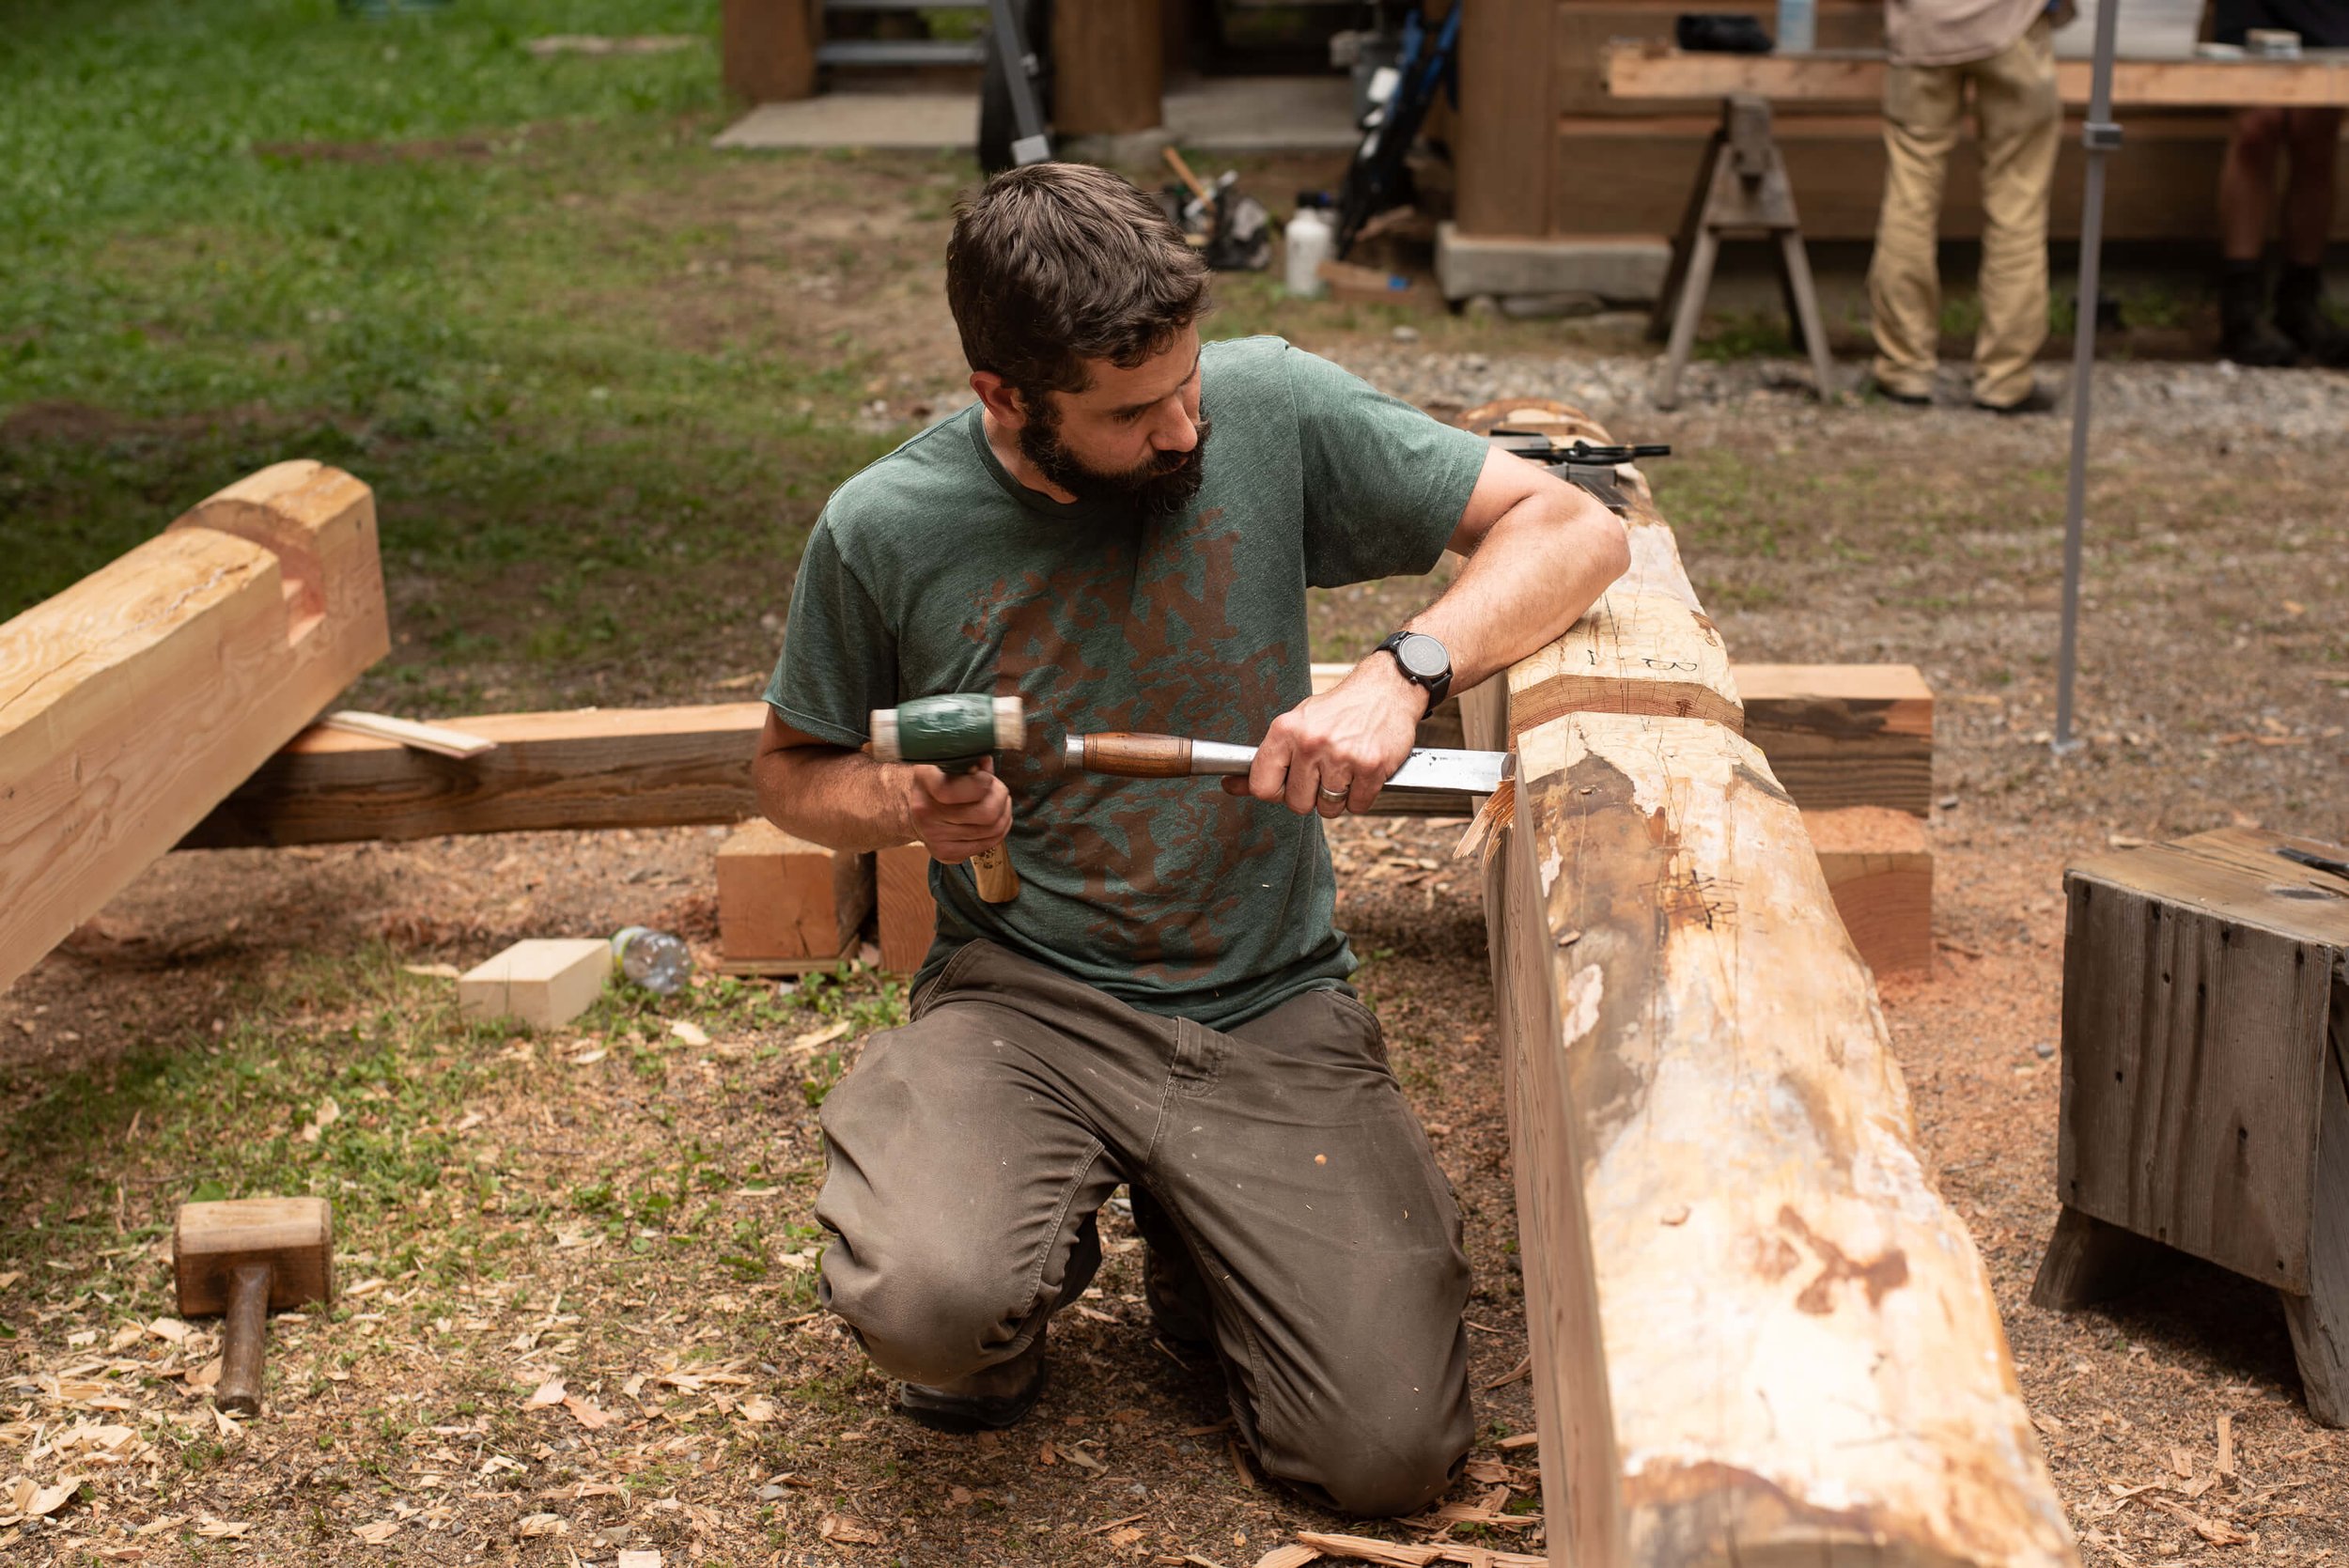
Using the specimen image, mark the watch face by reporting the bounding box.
[1395,632,1449,681]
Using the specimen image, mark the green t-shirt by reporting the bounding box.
[765,335,1489,1029]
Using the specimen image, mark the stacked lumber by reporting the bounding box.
[1463,399,2073,1568]
[1,462,388,992]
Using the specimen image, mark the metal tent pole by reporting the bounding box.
[2052,0,2123,755]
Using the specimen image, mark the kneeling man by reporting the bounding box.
[753,163,1626,1517]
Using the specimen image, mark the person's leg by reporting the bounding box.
[2274,108,2348,365]
[814,942,1140,1424]
[2217,107,2299,364]
[1867,61,1965,399]
[1143,986,1472,1518]
[1967,21,2061,408]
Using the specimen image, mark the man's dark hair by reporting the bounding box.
[946,163,1210,400]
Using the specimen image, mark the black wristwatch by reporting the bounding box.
[1374,629,1452,714]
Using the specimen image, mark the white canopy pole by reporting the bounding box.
[2053,0,2124,754]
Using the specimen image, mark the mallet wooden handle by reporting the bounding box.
[215,1262,272,1415]
[969,844,1019,903]
[1066,733,1256,778]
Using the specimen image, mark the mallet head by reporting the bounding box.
[870,693,1024,768]
[173,1197,335,1317]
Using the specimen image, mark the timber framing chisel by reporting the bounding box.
[1064,732,1511,816]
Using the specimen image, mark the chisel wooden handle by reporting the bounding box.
[1065,733,1258,778]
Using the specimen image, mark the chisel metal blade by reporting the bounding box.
[1383,748,1512,795]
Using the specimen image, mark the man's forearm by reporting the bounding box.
[1409,489,1626,692]
[753,745,921,852]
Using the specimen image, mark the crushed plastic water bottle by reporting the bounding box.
[611,926,692,996]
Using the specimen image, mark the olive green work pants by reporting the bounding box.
[1867,19,2062,407]
[813,939,1473,1518]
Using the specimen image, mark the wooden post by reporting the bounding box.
[1052,0,1164,137]
[1,461,388,992]
[875,844,936,975]
[722,0,817,104]
[1472,399,2074,1568]
[1454,0,1554,238]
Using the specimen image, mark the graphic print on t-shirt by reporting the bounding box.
[968,503,1290,984]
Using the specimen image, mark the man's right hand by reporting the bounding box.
[906,759,1011,865]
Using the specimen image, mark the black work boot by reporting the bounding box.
[2276,264,2349,368]
[2220,261,2299,366]
[1128,1187,1214,1351]
[893,1211,1101,1434]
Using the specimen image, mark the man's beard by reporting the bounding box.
[1019,399,1211,520]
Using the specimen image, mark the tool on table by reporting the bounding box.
[1066,732,1510,813]
[174,1197,334,1415]
[1489,429,1672,514]
[872,693,1026,903]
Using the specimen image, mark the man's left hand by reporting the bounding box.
[1224,656,1425,817]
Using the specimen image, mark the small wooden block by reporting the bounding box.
[716,819,861,962]
[458,937,610,1029]
[1805,806,1932,977]
[175,1197,334,1315]
[1740,664,1934,816]
[875,844,936,975]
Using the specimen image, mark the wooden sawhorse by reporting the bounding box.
[1649,94,1836,410]
[2032,827,2349,1425]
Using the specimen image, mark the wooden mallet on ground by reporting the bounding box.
[174,1197,334,1415]
[869,693,1025,903]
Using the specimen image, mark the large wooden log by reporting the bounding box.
[1487,712,2073,1568]
[1460,396,2060,1567]
[1,461,387,991]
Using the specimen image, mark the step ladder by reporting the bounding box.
[819,0,987,72]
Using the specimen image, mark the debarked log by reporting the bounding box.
[1484,709,2075,1568]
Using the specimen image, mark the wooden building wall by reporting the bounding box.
[1457,0,2344,244]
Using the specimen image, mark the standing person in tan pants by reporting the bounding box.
[1867,0,2069,411]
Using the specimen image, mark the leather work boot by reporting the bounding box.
[895,1328,1051,1434]
[894,1212,1101,1434]
[2275,265,2349,369]
[2219,262,2299,366]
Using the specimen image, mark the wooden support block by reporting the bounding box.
[1804,805,1932,977]
[875,845,936,975]
[458,938,610,1030]
[1488,711,2076,1568]
[2,460,388,992]
[1317,660,1936,816]
[1740,663,1934,815]
[716,819,862,965]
